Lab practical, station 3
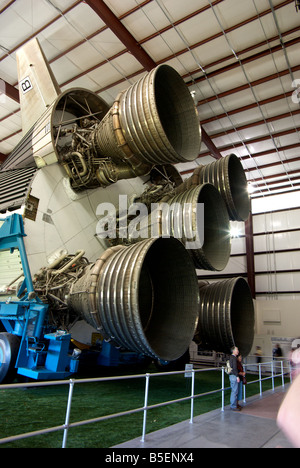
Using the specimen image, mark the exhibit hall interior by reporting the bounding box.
[0,0,299,449]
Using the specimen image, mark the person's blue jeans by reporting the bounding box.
[238,380,243,402]
[229,375,239,409]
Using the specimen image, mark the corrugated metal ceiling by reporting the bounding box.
[0,0,299,200]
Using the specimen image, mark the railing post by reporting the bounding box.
[141,373,150,443]
[221,367,225,412]
[281,360,285,388]
[289,361,293,383]
[259,363,262,396]
[271,361,275,391]
[243,378,246,404]
[190,369,195,424]
[62,379,75,448]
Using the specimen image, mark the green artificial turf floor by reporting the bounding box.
[0,364,286,448]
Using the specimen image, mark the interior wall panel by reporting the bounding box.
[254,251,300,272]
[254,231,300,252]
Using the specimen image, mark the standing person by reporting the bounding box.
[273,343,283,374]
[229,346,241,411]
[237,354,246,409]
[254,346,262,372]
[273,343,282,359]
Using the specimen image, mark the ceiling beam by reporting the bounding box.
[251,187,300,198]
[159,0,293,75]
[250,169,300,183]
[183,25,300,77]
[92,40,299,99]
[200,89,296,125]
[252,182,300,194]
[84,0,156,72]
[0,1,81,65]
[186,35,300,87]
[252,174,300,187]
[1,80,19,103]
[206,109,300,139]
[242,146,300,162]
[198,65,300,108]
[201,128,223,160]
[198,127,300,158]
[0,1,16,14]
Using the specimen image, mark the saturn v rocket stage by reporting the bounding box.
[0,38,254,376]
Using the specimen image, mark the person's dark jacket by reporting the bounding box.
[229,354,239,377]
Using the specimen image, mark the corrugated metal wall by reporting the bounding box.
[197,192,300,297]
[0,167,37,213]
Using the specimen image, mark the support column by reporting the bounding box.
[245,208,255,298]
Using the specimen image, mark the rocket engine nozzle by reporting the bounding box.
[67,237,199,362]
[93,64,201,170]
[195,277,255,356]
[131,183,231,271]
[175,154,250,221]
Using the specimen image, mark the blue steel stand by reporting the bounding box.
[0,214,78,380]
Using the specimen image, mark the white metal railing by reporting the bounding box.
[0,359,291,448]
[242,359,291,401]
[244,354,289,373]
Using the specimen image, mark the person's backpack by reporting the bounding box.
[225,360,232,375]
